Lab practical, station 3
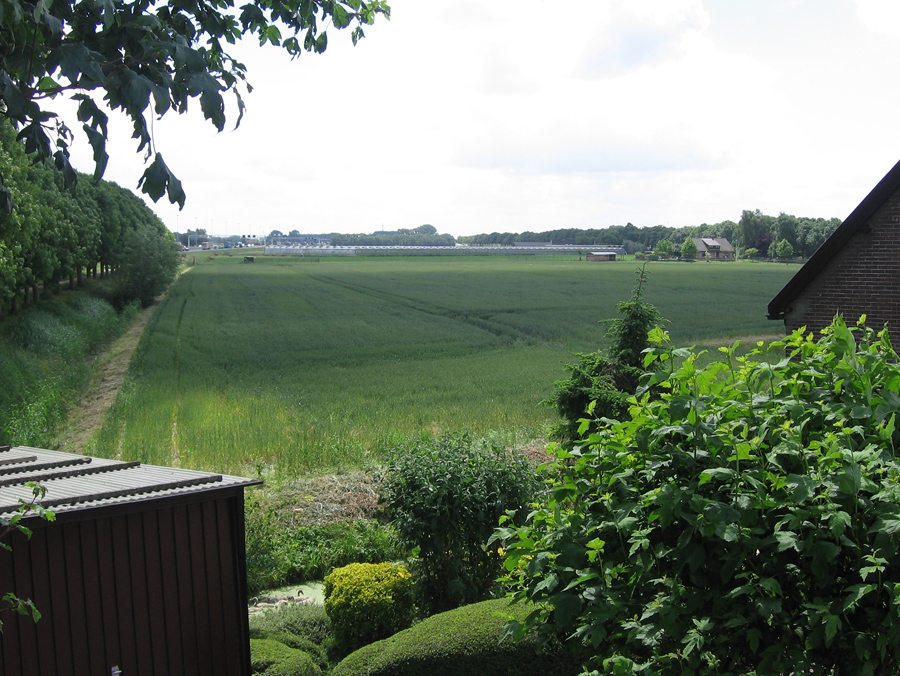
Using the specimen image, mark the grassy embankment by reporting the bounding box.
[88,255,797,476]
[0,291,139,447]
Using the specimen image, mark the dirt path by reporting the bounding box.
[53,305,157,454]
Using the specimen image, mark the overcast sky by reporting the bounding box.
[65,0,900,238]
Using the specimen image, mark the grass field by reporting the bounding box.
[89,255,798,475]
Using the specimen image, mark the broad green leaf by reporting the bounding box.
[699,468,735,486]
[551,592,583,629]
[842,583,875,612]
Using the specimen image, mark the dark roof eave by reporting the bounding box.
[767,157,900,319]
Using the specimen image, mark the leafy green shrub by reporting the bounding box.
[545,265,661,447]
[109,223,179,308]
[249,638,321,676]
[499,316,900,675]
[379,432,539,613]
[330,598,582,676]
[324,562,415,654]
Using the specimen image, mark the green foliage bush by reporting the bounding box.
[545,266,661,447]
[249,638,321,676]
[499,316,900,675]
[324,562,415,654]
[379,432,539,613]
[330,598,582,676]
[109,224,180,308]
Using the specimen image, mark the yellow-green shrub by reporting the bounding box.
[324,562,415,653]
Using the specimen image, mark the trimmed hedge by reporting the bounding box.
[330,598,581,676]
[248,631,329,672]
[249,638,321,676]
[325,562,415,653]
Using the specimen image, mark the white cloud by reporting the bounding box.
[58,0,900,237]
[855,0,900,38]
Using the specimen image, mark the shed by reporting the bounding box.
[0,446,260,676]
[586,251,618,262]
[768,159,900,334]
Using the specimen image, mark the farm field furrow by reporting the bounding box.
[90,256,798,475]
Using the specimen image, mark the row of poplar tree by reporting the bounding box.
[0,121,179,316]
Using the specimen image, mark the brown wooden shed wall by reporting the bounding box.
[783,189,900,334]
[0,490,251,676]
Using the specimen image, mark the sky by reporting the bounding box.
[63,0,900,239]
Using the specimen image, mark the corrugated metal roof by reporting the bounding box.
[0,446,259,519]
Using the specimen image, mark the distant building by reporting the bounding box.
[586,251,619,262]
[269,234,333,246]
[768,159,900,334]
[691,237,735,260]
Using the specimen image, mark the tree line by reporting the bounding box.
[0,122,180,317]
[458,210,841,258]
[330,225,456,247]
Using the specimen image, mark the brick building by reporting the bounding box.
[768,160,900,334]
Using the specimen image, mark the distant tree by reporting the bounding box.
[655,239,673,257]
[289,230,301,237]
[680,237,698,260]
[742,247,759,259]
[545,265,662,447]
[775,238,794,259]
[415,224,437,235]
[112,221,180,308]
[268,230,284,239]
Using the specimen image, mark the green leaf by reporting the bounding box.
[842,583,875,612]
[851,404,873,419]
[699,468,735,486]
[138,153,186,208]
[824,612,841,647]
[551,592,582,629]
[333,4,351,28]
[774,530,799,552]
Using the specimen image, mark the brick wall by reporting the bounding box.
[784,188,900,334]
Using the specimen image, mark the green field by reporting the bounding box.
[90,256,798,475]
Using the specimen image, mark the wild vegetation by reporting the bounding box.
[85,255,796,475]
[497,316,900,675]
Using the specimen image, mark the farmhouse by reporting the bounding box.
[691,237,735,260]
[0,446,260,676]
[768,159,900,334]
